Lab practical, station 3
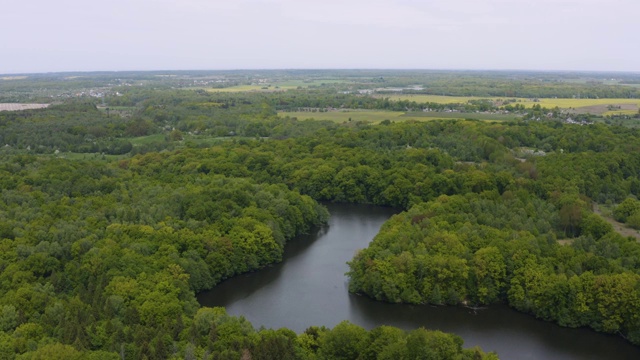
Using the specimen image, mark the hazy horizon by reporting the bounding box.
[2,0,639,74]
[3,68,640,77]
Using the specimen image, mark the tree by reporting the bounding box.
[318,321,367,360]
[613,198,640,222]
[472,247,506,304]
[169,129,183,141]
[406,328,464,360]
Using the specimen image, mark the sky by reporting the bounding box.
[1,0,639,74]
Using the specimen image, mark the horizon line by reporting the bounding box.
[2,68,640,77]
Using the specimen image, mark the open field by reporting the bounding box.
[583,104,638,116]
[508,98,640,109]
[204,79,349,93]
[592,117,640,128]
[57,152,128,161]
[279,110,512,123]
[489,98,638,116]
[126,134,167,146]
[602,109,638,116]
[126,133,236,148]
[279,110,414,123]
[0,76,28,80]
[383,94,639,108]
[381,95,640,115]
[278,79,350,87]
[404,111,516,121]
[593,203,640,241]
[379,95,500,104]
[205,85,296,92]
[0,103,49,111]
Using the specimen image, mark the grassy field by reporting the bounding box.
[404,111,516,121]
[507,98,639,109]
[127,134,167,146]
[278,79,349,87]
[381,94,639,115]
[594,203,640,241]
[128,133,244,147]
[0,76,28,80]
[602,109,639,116]
[204,85,291,92]
[204,79,349,93]
[517,99,639,116]
[183,135,234,146]
[380,95,499,104]
[279,110,413,123]
[279,110,511,123]
[383,94,639,107]
[55,152,127,161]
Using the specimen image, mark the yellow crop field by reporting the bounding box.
[603,109,639,117]
[509,98,640,109]
[382,95,639,115]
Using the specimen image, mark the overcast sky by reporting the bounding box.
[1,0,638,74]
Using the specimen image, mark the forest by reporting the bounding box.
[1,70,640,359]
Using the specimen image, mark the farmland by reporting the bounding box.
[506,98,639,110]
[204,79,350,92]
[0,76,27,80]
[278,109,514,123]
[381,94,639,115]
[0,103,49,111]
[404,111,516,121]
[379,94,503,104]
[205,85,294,92]
[279,110,416,123]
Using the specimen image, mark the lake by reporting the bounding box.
[198,203,640,359]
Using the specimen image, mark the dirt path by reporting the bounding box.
[593,203,640,241]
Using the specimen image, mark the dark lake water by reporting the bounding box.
[198,203,640,359]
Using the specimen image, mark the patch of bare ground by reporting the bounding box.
[569,104,638,115]
[0,76,27,80]
[0,103,49,111]
[593,203,640,241]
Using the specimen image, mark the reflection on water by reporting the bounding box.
[198,203,640,360]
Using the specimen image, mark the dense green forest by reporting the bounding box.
[347,193,640,341]
[2,70,640,358]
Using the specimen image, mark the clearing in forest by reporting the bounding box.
[593,203,640,241]
[279,109,512,123]
[0,103,49,111]
[380,94,500,104]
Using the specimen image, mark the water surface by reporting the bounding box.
[198,203,640,359]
